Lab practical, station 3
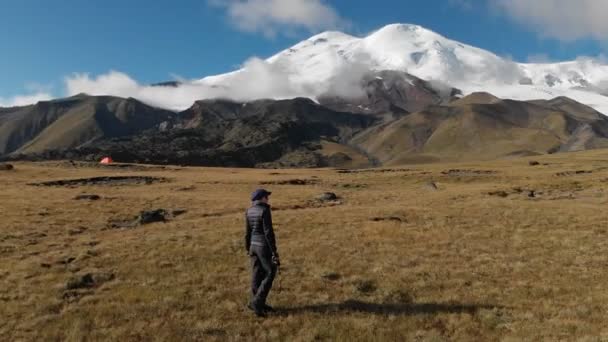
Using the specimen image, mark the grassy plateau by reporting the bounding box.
[2,150,608,341]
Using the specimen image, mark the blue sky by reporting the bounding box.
[0,0,606,104]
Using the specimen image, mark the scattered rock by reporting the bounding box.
[174,185,196,191]
[425,181,439,190]
[383,290,415,304]
[67,264,81,273]
[74,194,101,201]
[316,192,339,202]
[108,219,139,229]
[321,272,342,281]
[68,227,88,235]
[262,179,318,185]
[109,208,182,229]
[30,176,168,187]
[442,169,497,176]
[337,168,414,174]
[40,263,51,268]
[370,216,407,223]
[66,272,115,290]
[66,274,94,289]
[337,183,367,189]
[171,209,188,217]
[57,257,76,265]
[0,164,14,171]
[159,261,174,268]
[488,190,509,198]
[556,170,592,177]
[139,209,169,224]
[529,160,540,166]
[62,289,94,303]
[84,250,99,257]
[355,280,377,294]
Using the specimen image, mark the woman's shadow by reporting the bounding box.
[275,299,500,316]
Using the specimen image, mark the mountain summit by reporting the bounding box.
[200,23,608,115]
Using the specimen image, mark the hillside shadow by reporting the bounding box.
[276,300,500,316]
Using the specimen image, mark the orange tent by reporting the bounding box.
[100,157,113,164]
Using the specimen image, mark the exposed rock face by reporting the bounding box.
[318,70,460,119]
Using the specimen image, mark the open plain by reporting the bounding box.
[2,151,608,341]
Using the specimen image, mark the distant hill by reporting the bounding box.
[0,94,174,155]
[3,97,377,168]
[352,94,608,165]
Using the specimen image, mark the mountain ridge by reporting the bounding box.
[4,90,608,168]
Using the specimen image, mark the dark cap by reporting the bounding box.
[251,189,272,201]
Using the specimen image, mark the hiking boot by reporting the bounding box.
[253,306,267,317]
[247,302,267,317]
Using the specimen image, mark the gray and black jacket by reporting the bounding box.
[245,202,278,256]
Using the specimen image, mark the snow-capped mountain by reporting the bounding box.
[199,23,608,114]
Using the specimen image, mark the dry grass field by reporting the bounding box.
[2,151,608,341]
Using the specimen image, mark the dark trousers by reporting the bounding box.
[249,245,277,308]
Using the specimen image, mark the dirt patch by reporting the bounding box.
[370,216,407,223]
[442,169,497,176]
[488,190,510,198]
[335,183,368,189]
[556,170,592,177]
[321,272,342,281]
[261,179,319,186]
[337,168,414,174]
[30,176,169,187]
[74,194,101,201]
[173,185,196,191]
[488,186,580,200]
[0,163,14,171]
[46,160,173,171]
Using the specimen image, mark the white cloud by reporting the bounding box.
[2,51,374,110]
[209,0,350,38]
[0,92,53,107]
[64,58,320,111]
[493,0,608,41]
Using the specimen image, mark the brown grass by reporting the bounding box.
[2,151,608,341]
